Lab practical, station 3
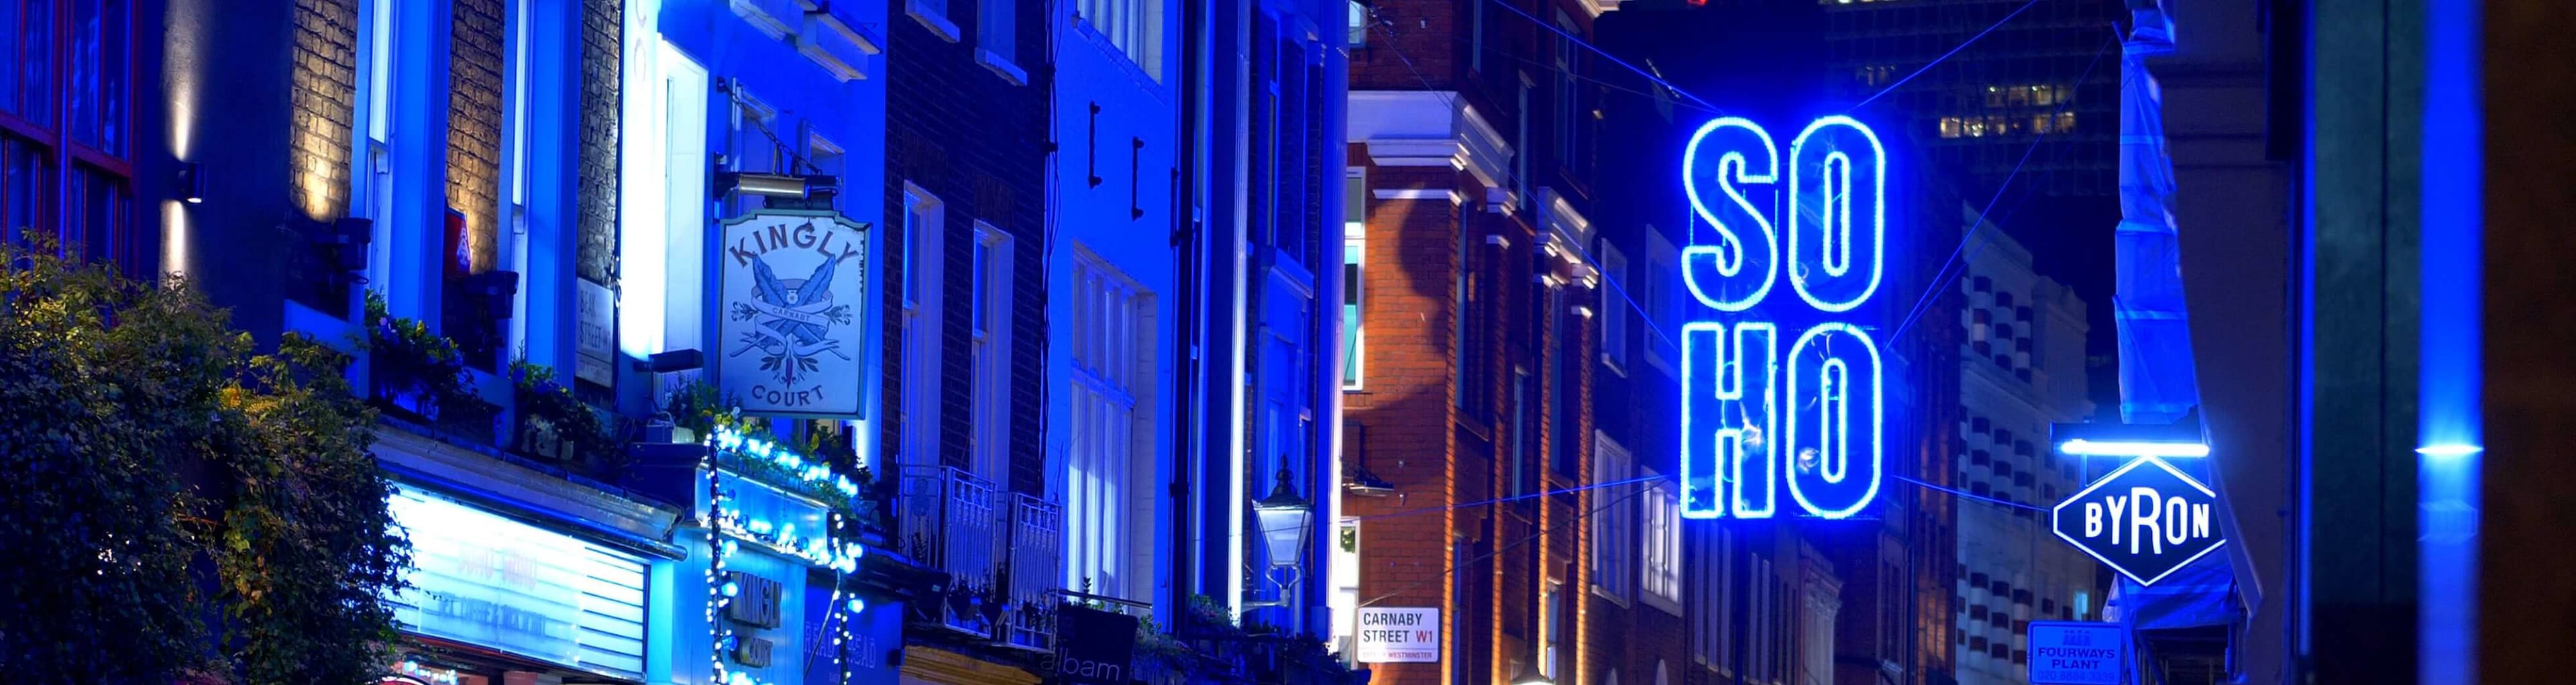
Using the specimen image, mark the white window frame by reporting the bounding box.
[356,0,398,286]
[1643,229,1678,375]
[1641,470,1681,611]
[1692,525,1733,670]
[976,0,1027,84]
[1599,239,1628,375]
[1591,431,1634,604]
[1540,581,1564,679]
[502,0,535,359]
[1075,0,1166,80]
[1342,168,1366,390]
[1064,250,1157,602]
[969,224,1012,482]
[899,185,946,468]
[617,38,708,357]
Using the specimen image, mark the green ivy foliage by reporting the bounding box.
[0,246,410,684]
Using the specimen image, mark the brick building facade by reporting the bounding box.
[1343,1,1609,685]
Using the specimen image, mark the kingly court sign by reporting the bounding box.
[1679,115,1888,520]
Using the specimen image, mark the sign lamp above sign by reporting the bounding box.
[2052,456,2228,586]
[1678,115,1888,520]
[718,210,871,418]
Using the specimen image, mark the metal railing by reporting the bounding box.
[1001,493,1066,649]
[898,465,1000,635]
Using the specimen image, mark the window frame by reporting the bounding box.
[1640,471,1682,611]
[898,184,946,469]
[1341,168,1365,390]
[1063,249,1156,602]
[1599,238,1628,374]
[0,0,139,267]
[969,223,1012,482]
[1591,431,1634,604]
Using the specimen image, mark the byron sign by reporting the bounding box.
[2053,456,2227,586]
[717,209,869,417]
[1678,115,1890,519]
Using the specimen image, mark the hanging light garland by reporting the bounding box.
[701,427,872,685]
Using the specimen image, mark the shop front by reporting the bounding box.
[382,484,661,684]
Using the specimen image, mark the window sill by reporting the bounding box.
[905,0,961,42]
[1642,592,1683,617]
[1590,582,1631,608]
[977,48,1029,86]
[1601,354,1626,378]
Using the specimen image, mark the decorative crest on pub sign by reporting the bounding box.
[718,210,869,417]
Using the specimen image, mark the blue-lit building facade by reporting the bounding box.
[1180,0,1353,667]
[160,0,907,682]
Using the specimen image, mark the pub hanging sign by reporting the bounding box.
[718,209,870,418]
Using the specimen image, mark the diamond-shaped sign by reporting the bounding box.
[2052,456,2226,586]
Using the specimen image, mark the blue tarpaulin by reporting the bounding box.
[2112,11,2258,682]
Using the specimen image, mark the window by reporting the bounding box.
[1456,207,1491,415]
[1540,582,1564,678]
[1591,432,1634,602]
[616,39,708,357]
[1510,366,1532,497]
[1,0,136,267]
[1550,284,1575,475]
[1066,253,1155,601]
[979,0,1015,63]
[970,225,1013,480]
[1642,230,1677,372]
[1342,170,1364,390]
[1600,240,1628,373]
[1552,9,1578,166]
[1690,526,1732,666]
[1075,0,1164,79]
[356,0,396,280]
[1642,472,1680,609]
[898,186,945,468]
[1346,0,1366,48]
[1467,0,1482,72]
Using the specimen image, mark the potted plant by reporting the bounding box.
[510,358,612,465]
[364,290,482,431]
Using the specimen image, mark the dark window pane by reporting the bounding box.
[19,0,53,127]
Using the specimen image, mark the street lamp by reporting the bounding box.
[1252,464,1313,570]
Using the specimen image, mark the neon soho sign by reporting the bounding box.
[1679,115,1887,520]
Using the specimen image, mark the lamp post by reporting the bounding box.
[1253,465,1315,570]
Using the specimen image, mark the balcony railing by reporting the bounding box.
[899,465,1000,636]
[1002,493,1065,649]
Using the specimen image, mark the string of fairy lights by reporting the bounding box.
[702,427,868,685]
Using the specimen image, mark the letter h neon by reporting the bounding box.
[1682,321,1777,518]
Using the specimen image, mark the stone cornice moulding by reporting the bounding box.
[1348,91,1516,190]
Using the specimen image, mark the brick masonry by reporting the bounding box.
[577,0,621,286]
[448,0,506,273]
[882,0,1052,495]
[289,0,358,221]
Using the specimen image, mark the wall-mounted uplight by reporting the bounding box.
[177,161,207,204]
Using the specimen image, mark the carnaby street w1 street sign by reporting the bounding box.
[2052,456,2227,586]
